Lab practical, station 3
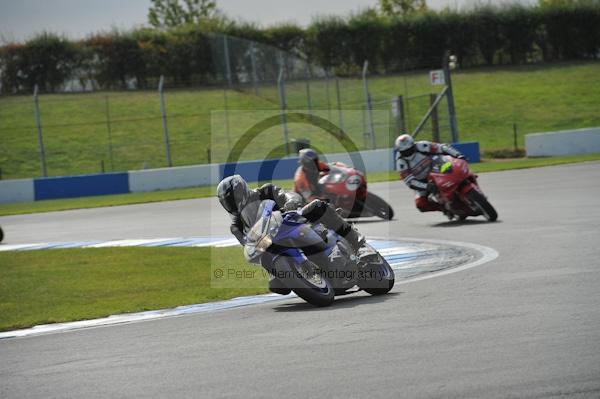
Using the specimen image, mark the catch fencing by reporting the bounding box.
[0,34,452,180]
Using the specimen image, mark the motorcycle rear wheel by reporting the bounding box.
[273,257,335,307]
[466,189,498,222]
[364,193,394,220]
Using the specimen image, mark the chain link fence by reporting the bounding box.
[0,34,451,180]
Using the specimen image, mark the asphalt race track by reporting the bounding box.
[1,162,599,398]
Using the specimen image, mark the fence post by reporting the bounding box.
[443,52,459,143]
[223,88,232,152]
[158,76,172,167]
[223,35,232,88]
[250,42,258,96]
[335,77,344,133]
[305,65,312,114]
[33,85,47,177]
[324,70,332,123]
[362,60,376,149]
[430,93,440,142]
[104,96,115,171]
[391,95,406,136]
[277,66,290,155]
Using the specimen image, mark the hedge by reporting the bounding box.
[1,3,599,93]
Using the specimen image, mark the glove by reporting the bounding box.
[283,200,300,212]
[426,181,438,195]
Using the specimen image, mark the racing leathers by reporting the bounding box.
[228,183,362,251]
[293,160,330,203]
[397,141,464,212]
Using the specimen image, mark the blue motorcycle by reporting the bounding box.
[244,199,395,307]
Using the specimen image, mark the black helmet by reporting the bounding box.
[217,175,251,214]
[299,148,319,169]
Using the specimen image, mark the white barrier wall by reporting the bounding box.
[0,179,34,204]
[322,148,395,173]
[128,148,397,193]
[526,128,600,157]
[128,164,219,193]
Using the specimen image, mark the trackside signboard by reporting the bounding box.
[430,70,445,85]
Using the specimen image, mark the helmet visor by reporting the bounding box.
[399,146,416,158]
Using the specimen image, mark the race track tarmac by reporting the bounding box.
[1,162,599,398]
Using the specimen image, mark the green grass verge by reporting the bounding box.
[0,246,267,332]
[1,62,599,179]
[1,154,599,217]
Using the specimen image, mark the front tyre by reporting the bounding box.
[272,257,334,307]
[364,193,395,220]
[357,254,395,295]
[466,189,498,222]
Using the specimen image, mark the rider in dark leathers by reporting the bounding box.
[217,175,363,294]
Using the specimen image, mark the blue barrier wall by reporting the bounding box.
[452,142,480,163]
[34,173,130,201]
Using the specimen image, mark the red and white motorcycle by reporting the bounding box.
[427,155,498,221]
[317,162,394,220]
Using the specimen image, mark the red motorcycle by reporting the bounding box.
[318,162,394,220]
[427,155,498,221]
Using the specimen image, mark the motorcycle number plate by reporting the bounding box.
[345,175,361,191]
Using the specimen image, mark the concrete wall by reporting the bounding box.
[526,128,600,157]
[128,164,219,193]
[0,179,35,203]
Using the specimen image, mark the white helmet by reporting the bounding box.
[394,134,416,159]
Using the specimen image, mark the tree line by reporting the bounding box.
[1,2,599,94]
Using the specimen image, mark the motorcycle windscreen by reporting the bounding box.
[319,166,346,184]
[239,199,262,230]
[244,200,281,261]
[430,155,452,174]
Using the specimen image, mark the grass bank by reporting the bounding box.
[1,62,598,179]
[0,246,265,332]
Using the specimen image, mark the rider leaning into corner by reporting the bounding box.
[394,134,465,216]
[293,148,330,203]
[217,175,363,294]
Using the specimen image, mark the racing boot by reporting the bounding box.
[442,208,456,221]
[302,199,364,254]
[339,224,365,254]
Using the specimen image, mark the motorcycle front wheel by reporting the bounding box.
[357,253,395,295]
[272,257,335,307]
[466,188,498,222]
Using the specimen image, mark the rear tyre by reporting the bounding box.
[364,193,394,220]
[357,254,395,295]
[0,226,3,243]
[466,189,498,222]
[273,257,334,307]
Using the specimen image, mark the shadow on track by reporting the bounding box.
[431,219,502,228]
[350,218,391,225]
[272,292,401,312]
